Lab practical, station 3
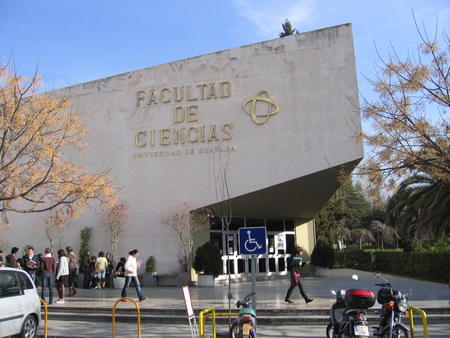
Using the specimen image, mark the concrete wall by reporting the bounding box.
[3,24,362,275]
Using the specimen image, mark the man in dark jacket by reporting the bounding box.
[5,247,19,267]
[22,246,40,282]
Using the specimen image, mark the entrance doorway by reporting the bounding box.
[209,217,296,278]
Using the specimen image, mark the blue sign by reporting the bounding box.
[238,227,267,255]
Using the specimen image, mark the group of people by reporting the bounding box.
[0,246,78,304]
[79,250,115,289]
[0,246,146,303]
[1,245,311,305]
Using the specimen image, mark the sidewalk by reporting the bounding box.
[42,269,449,310]
[36,269,450,337]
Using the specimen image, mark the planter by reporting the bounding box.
[316,267,331,277]
[113,277,126,289]
[143,272,157,287]
[198,274,215,287]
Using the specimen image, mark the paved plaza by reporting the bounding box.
[36,269,450,337]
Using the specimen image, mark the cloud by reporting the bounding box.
[232,0,316,37]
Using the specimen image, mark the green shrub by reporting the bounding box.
[335,249,450,283]
[311,240,335,268]
[193,241,222,277]
[145,256,157,273]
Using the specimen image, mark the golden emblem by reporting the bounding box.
[243,90,280,125]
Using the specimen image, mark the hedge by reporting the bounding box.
[335,250,450,283]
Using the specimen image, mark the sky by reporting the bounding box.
[0,0,449,101]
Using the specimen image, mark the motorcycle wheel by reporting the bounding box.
[380,326,409,338]
[230,323,243,338]
[326,323,334,338]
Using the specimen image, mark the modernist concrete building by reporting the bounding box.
[3,23,363,280]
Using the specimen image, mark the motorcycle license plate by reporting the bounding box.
[354,325,369,336]
[243,323,250,335]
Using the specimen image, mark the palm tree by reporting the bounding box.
[279,19,298,37]
[370,220,399,251]
[386,173,450,241]
[352,228,375,249]
[334,224,351,250]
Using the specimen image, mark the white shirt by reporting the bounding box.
[56,256,69,280]
[124,255,137,277]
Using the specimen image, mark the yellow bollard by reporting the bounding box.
[199,309,238,338]
[112,297,141,338]
[408,306,428,338]
[39,298,48,338]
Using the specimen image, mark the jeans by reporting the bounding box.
[83,269,92,288]
[121,276,144,299]
[98,268,106,280]
[27,271,36,283]
[41,273,54,304]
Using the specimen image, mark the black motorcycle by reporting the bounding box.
[373,272,410,338]
[326,275,376,338]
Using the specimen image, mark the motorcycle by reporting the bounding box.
[373,272,410,338]
[229,292,257,338]
[326,275,376,338]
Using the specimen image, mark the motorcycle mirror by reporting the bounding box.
[352,274,359,280]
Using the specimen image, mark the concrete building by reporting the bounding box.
[3,23,363,280]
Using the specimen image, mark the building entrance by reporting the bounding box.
[209,217,296,278]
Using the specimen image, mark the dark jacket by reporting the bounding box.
[22,254,40,272]
[115,262,125,277]
[289,256,305,274]
[5,253,16,267]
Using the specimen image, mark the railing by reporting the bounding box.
[39,298,48,338]
[112,297,141,338]
[409,306,428,338]
[198,307,238,338]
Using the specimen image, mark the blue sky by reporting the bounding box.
[1,0,449,97]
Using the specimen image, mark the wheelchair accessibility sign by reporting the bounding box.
[238,227,267,255]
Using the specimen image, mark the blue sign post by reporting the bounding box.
[238,227,267,255]
[238,227,267,310]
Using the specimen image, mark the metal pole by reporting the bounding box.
[251,254,256,310]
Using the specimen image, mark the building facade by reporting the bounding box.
[3,23,363,279]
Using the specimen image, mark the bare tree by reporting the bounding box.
[161,202,210,273]
[357,21,449,197]
[0,64,116,218]
[44,207,69,250]
[101,202,128,261]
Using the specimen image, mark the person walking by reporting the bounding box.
[55,249,69,304]
[66,247,78,296]
[121,249,146,302]
[285,246,313,304]
[22,246,40,283]
[40,248,56,304]
[96,251,108,289]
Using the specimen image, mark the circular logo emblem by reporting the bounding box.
[243,90,280,125]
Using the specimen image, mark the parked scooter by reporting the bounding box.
[326,275,376,338]
[373,272,410,337]
[230,292,257,338]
